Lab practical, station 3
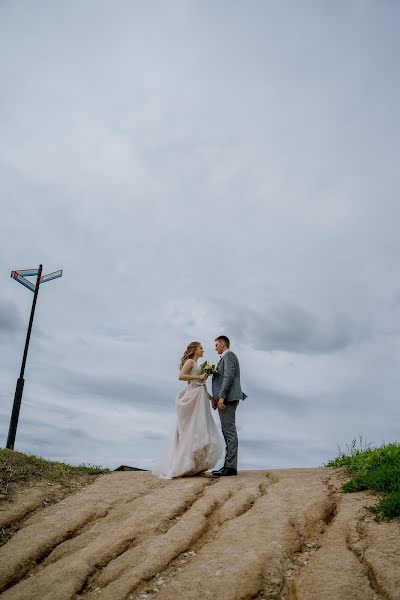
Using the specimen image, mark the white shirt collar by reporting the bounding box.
[220,348,230,359]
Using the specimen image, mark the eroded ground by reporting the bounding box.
[0,468,399,600]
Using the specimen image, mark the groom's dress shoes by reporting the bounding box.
[212,467,237,477]
[211,466,226,475]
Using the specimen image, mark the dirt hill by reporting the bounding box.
[0,468,399,600]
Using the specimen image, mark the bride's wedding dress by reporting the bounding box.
[155,362,223,479]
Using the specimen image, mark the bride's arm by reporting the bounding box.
[179,359,208,382]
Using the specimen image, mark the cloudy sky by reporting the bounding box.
[1,1,399,471]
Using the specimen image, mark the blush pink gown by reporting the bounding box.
[154,362,224,479]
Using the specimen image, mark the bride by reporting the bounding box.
[154,341,224,479]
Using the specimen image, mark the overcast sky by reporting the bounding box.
[1,1,399,471]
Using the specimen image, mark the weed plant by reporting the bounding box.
[327,438,400,520]
[0,448,108,499]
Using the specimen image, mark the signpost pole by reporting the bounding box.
[6,264,43,450]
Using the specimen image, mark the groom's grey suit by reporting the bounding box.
[212,350,247,470]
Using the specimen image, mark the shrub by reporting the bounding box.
[327,438,400,520]
[0,448,108,500]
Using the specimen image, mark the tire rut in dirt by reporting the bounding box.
[287,480,381,600]
[0,476,210,600]
[84,472,275,600]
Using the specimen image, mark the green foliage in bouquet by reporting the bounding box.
[200,361,218,375]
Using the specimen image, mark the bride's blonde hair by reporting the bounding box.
[179,341,201,369]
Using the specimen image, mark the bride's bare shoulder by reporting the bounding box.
[181,358,195,370]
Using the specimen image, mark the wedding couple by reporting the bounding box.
[154,335,247,479]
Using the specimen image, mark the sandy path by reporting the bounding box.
[0,468,398,600]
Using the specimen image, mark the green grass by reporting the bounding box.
[327,438,400,520]
[0,448,109,499]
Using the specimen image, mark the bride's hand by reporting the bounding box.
[199,373,208,381]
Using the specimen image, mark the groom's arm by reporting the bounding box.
[219,353,236,400]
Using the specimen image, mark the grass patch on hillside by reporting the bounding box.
[0,448,109,500]
[327,438,400,520]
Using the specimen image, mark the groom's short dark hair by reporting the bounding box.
[215,335,230,347]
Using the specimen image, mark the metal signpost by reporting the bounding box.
[6,265,63,450]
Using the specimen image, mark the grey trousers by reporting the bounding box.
[218,401,239,470]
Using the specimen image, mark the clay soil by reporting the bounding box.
[0,468,399,600]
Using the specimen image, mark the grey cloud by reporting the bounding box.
[139,430,167,443]
[20,424,97,447]
[95,327,139,343]
[241,437,311,458]
[37,366,174,410]
[0,1,399,469]
[240,437,326,469]
[243,383,311,417]
[213,300,365,355]
[0,299,25,337]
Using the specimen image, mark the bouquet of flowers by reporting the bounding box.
[200,361,219,376]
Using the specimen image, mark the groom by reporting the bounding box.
[211,335,247,477]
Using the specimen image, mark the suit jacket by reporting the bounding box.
[212,350,247,403]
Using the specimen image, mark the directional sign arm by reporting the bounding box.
[11,267,62,291]
[40,270,63,284]
[13,269,39,277]
[10,271,36,292]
